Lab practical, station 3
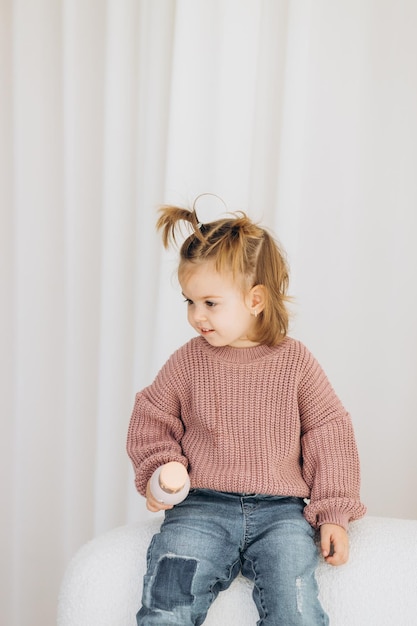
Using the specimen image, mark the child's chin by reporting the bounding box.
[202,334,225,346]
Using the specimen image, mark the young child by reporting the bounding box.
[127,204,366,625]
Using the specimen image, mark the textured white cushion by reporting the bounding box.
[57,516,417,626]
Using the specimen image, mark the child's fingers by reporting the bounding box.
[320,533,331,559]
[146,497,173,512]
[324,541,349,565]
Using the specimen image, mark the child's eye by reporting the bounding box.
[205,301,216,307]
[183,298,193,305]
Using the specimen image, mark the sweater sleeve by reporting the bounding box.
[126,353,188,496]
[298,347,366,529]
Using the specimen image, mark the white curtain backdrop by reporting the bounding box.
[1,0,417,624]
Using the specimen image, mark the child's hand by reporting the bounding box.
[320,523,349,566]
[145,479,174,512]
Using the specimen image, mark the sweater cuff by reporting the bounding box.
[304,496,367,531]
[315,511,351,531]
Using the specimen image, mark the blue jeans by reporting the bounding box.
[137,490,329,625]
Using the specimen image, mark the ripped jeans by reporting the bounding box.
[137,490,329,625]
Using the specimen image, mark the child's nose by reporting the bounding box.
[193,305,207,322]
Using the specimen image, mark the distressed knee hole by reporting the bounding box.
[150,555,198,611]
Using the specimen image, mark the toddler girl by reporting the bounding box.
[127,204,366,625]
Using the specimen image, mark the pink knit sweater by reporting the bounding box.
[127,336,366,529]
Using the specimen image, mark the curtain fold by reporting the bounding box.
[1,1,417,624]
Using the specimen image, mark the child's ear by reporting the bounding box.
[247,284,266,314]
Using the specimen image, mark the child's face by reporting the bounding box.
[180,261,259,348]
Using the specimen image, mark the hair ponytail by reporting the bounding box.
[156,205,204,249]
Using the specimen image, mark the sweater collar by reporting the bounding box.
[197,336,288,364]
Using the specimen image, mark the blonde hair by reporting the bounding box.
[156,204,290,346]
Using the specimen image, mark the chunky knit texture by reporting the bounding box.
[127,337,366,529]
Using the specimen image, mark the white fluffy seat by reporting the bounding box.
[57,516,417,626]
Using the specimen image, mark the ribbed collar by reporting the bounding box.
[196,336,290,364]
